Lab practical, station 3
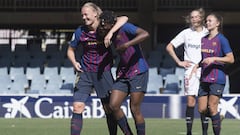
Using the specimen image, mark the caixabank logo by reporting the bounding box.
[0,96,132,118]
[0,95,240,119]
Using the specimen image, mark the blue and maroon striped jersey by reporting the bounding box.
[201,33,232,84]
[113,23,149,78]
[69,26,113,72]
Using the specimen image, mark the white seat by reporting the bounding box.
[147,68,163,94]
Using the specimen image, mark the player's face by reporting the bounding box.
[206,15,220,31]
[81,6,98,26]
[190,11,202,28]
[98,22,113,37]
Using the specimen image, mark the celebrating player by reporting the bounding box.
[99,11,149,135]
[67,2,128,135]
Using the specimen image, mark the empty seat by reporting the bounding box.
[0,75,12,91]
[10,74,28,93]
[60,67,75,91]
[44,67,59,80]
[159,67,175,78]
[162,74,180,94]
[26,67,41,80]
[30,74,46,91]
[147,68,163,94]
[10,67,25,79]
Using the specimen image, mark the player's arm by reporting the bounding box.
[202,52,234,66]
[104,16,128,47]
[166,43,191,68]
[67,46,82,72]
[116,27,149,52]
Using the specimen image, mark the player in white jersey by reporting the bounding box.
[166,8,209,135]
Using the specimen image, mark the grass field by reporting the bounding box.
[0,118,239,135]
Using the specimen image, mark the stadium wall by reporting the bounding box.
[0,95,239,119]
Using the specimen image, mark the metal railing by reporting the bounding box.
[0,0,138,11]
[154,0,209,11]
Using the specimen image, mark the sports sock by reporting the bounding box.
[136,122,145,135]
[117,116,133,135]
[211,112,221,135]
[71,113,83,135]
[186,106,194,135]
[200,113,209,135]
[106,113,117,135]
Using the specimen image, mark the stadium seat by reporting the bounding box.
[162,74,180,94]
[0,74,12,91]
[147,67,163,94]
[30,74,46,91]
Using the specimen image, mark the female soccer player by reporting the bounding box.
[165,8,209,135]
[99,11,149,135]
[67,2,128,135]
[192,12,234,135]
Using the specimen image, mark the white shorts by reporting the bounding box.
[184,64,201,96]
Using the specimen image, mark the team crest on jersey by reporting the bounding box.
[212,42,217,46]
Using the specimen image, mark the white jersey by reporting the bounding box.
[170,27,208,64]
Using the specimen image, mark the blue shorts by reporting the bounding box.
[73,71,114,102]
[198,82,224,97]
[112,71,148,93]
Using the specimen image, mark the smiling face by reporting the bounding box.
[81,6,98,27]
[206,15,220,31]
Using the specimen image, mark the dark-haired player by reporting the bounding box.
[99,11,149,135]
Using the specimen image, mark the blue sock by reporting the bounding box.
[136,122,145,135]
[106,113,117,135]
[211,112,221,135]
[117,116,133,135]
[71,113,82,135]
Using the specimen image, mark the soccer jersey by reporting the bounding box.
[113,23,149,78]
[70,26,113,72]
[201,33,232,84]
[171,27,208,64]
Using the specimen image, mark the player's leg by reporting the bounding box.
[128,71,148,135]
[185,95,196,135]
[198,83,210,135]
[184,71,197,135]
[101,96,118,135]
[208,83,224,135]
[110,89,133,135]
[198,95,208,135]
[94,71,118,135]
[71,101,85,135]
[129,92,145,135]
[71,72,92,135]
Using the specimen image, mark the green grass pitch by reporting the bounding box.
[0,118,239,135]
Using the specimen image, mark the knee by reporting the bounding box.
[130,105,141,116]
[109,102,119,112]
[198,107,207,114]
[73,102,85,114]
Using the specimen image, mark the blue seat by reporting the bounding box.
[162,74,180,94]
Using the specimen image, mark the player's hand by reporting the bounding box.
[202,57,215,66]
[177,60,191,69]
[73,62,83,72]
[116,44,129,53]
[104,32,113,48]
[189,64,198,80]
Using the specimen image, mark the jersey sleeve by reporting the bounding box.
[219,34,232,55]
[121,23,138,35]
[170,30,186,48]
[69,27,82,48]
